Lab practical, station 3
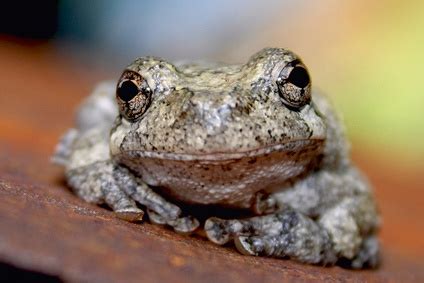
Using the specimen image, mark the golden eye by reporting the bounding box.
[277,61,311,109]
[116,70,152,121]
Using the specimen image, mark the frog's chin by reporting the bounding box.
[115,138,324,209]
[119,139,323,162]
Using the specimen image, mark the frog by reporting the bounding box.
[53,48,380,269]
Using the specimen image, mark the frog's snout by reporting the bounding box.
[184,92,236,134]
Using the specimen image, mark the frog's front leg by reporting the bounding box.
[58,127,199,233]
[205,167,380,268]
[112,165,199,233]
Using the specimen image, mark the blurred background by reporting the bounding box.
[0,0,423,265]
[1,0,422,165]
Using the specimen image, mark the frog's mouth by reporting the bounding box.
[120,138,323,162]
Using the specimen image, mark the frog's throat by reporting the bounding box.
[119,139,323,162]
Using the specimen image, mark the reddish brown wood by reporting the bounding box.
[0,38,423,282]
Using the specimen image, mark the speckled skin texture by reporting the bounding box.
[54,48,380,269]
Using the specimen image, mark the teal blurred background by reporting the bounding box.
[2,0,423,165]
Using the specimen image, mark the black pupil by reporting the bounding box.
[117,80,139,102]
[288,67,310,88]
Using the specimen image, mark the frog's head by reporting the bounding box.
[110,48,327,206]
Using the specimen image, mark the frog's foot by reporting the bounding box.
[67,160,199,233]
[339,236,380,269]
[147,209,199,235]
[205,210,337,265]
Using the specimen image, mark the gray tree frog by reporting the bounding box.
[53,48,380,269]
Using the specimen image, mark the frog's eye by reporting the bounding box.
[116,70,152,121]
[276,61,311,109]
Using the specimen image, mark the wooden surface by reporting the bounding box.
[0,38,423,282]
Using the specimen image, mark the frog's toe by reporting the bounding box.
[204,217,232,245]
[234,236,262,256]
[341,236,380,269]
[146,209,167,225]
[115,207,144,222]
[100,178,145,222]
[147,209,199,234]
[172,216,200,235]
[253,191,278,215]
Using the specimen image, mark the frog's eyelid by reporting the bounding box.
[287,59,301,67]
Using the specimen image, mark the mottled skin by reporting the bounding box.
[54,48,380,268]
